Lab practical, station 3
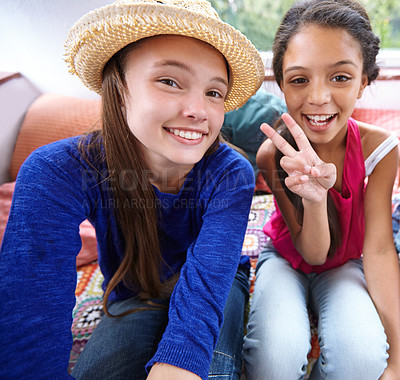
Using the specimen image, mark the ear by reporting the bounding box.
[357,73,369,99]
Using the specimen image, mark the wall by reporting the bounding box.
[0,0,110,100]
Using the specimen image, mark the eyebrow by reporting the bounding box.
[153,59,229,87]
[284,60,359,75]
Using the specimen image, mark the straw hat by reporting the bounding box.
[65,0,265,112]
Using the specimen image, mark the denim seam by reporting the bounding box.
[213,350,234,360]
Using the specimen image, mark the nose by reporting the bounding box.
[182,92,208,122]
[307,81,331,106]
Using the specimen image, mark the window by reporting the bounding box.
[210,0,400,53]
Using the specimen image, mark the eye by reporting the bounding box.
[289,77,308,85]
[159,78,178,88]
[332,75,351,83]
[206,90,224,98]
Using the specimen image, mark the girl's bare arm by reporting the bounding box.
[258,113,336,264]
[363,143,400,376]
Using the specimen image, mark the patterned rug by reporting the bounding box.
[69,263,104,372]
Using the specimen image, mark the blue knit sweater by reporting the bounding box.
[0,135,254,379]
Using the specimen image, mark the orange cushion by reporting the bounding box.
[10,93,101,180]
[0,182,15,243]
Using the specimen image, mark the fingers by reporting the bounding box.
[311,162,336,179]
[285,174,309,189]
[312,162,337,190]
[260,113,312,158]
[260,122,298,158]
[260,113,337,195]
[282,161,337,191]
[281,113,312,152]
[280,156,311,174]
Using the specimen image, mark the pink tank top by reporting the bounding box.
[263,118,365,273]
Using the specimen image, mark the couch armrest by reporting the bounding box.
[0,73,41,184]
[10,93,101,181]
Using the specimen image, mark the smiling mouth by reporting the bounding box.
[166,128,204,140]
[305,114,336,126]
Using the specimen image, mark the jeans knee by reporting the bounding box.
[243,331,310,380]
[317,329,388,379]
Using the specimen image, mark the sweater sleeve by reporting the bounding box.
[0,146,89,379]
[147,153,255,379]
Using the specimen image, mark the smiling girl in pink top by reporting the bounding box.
[243,0,400,379]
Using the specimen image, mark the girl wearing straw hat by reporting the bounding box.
[0,0,264,379]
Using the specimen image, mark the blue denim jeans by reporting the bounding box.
[72,267,249,380]
[209,267,249,379]
[243,243,389,380]
[392,196,400,252]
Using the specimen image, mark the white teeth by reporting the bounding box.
[307,114,334,126]
[308,114,334,122]
[168,128,203,140]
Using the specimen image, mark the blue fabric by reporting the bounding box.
[392,194,400,252]
[71,266,250,380]
[243,244,388,380]
[0,135,255,380]
[221,89,287,174]
[72,297,170,380]
[208,265,250,380]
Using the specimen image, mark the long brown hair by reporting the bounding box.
[85,39,223,317]
[100,42,163,316]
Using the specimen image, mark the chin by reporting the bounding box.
[171,154,204,167]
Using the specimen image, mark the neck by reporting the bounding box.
[312,127,348,160]
[149,164,194,194]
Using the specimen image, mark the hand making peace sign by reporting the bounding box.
[261,113,337,203]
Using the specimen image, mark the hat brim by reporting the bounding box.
[65,2,265,112]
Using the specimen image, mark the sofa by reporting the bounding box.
[1,73,400,378]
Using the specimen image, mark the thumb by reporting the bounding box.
[312,162,337,189]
